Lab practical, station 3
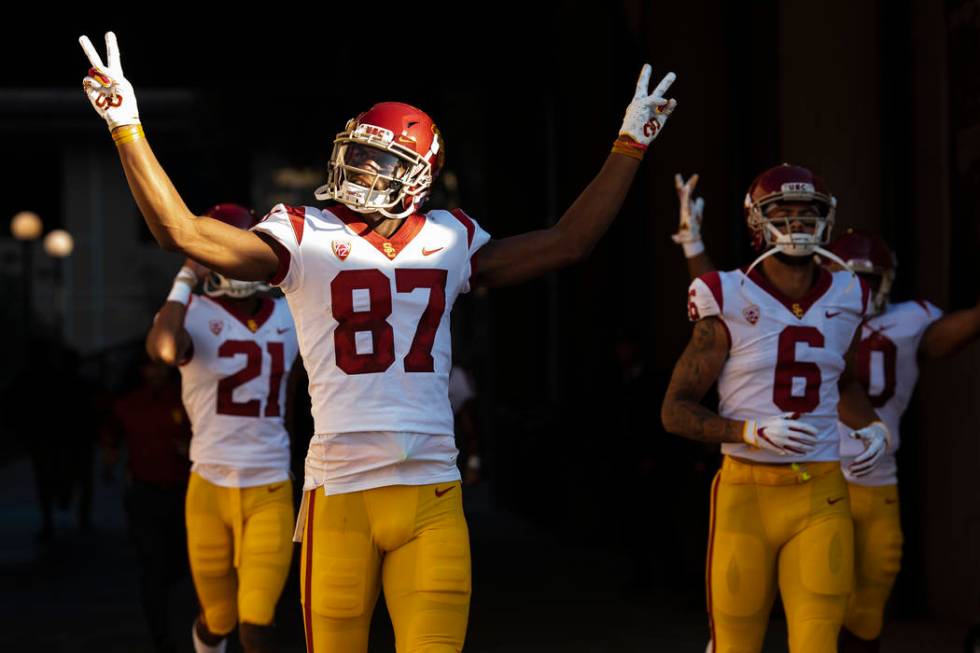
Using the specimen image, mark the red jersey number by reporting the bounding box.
[216,340,286,417]
[773,326,825,413]
[856,333,897,408]
[331,269,448,375]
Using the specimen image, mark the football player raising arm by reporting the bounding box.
[672,172,715,279]
[80,32,677,288]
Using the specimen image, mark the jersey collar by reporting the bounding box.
[205,295,275,333]
[741,264,833,319]
[327,203,426,261]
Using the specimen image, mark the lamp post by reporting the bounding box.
[43,229,74,343]
[10,211,43,339]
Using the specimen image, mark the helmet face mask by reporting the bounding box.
[315,102,444,219]
[200,203,270,300]
[203,271,269,300]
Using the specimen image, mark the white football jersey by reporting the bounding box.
[687,267,869,463]
[180,295,299,479]
[251,203,490,494]
[840,300,942,486]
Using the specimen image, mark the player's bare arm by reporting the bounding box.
[145,260,202,365]
[473,65,677,288]
[672,172,715,279]
[661,317,743,443]
[918,297,980,359]
[79,32,279,282]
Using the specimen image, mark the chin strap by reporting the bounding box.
[740,245,857,299]
[741,246,784,282]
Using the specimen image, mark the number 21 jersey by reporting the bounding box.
[180,295,298,472]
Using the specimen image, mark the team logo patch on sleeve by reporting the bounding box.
[332,239,352,260]
[209,320,224,336]
[743,305,760,325]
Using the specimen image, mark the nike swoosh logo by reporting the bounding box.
[422,247,444,256]
[276,327,291,334]
[827,496,845,505]
[825,311,842,319]
[434,485,455,498]
[268,484,284,493]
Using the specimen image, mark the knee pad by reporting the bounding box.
[710,531,771,618]
[799,517,853,597]
[417,531,471,601]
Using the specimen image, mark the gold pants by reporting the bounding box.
[299,482,470,653]
[707,456,854,653]
[185,472,294,635]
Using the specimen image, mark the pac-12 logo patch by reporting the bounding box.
[209,320,224,336]
[332,239,352,260]
[743,304,760,325]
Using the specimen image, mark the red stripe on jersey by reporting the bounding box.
[705,471,721,649]
[303,490,316,653]
[915,299,932,316]
[255,233,291,286]
[328,204,426,260]
[286,206,306,245]
[859,277,872,316]
[699,271,724,312]
[743,265,833,318]
[449,208,476,248]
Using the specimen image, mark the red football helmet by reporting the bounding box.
[744,163,837,254]
[315,102,446,219]
[828,229,897,315]
[202,204,269,299]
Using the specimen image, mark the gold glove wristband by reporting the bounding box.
[112,124,144,145]
[611,134,647,160]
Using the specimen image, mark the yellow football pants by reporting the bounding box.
[185,472,294,635]
[843,483,902,640]
[299,482,471,653]
[707,457,854,653]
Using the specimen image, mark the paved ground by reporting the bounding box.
[0,456,968,652]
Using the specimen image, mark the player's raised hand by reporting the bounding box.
[617,64,677,154]
[79,32,140,131]
[848,421,890,477]
[742,415,818,455]
[673,173,705,256]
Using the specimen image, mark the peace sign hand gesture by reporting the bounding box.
[79,31,140,131]
[618,64,677,151]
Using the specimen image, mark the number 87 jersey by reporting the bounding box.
[251,203,490,437]
[687,267,870,463]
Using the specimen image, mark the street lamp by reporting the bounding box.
[10,211,43,340]
[43,229,74,258]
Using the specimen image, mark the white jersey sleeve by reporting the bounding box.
[445,208,491,294]
[250,203,308,294]
[687,272,724,322]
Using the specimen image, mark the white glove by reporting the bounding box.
[79,32,140,131]
[848,421,890,477]
[673,173,705,257]
[742,415,818,456]
[618,64,677,148]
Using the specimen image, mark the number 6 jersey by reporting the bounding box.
[251,203,490,494]
[180,295,299,477]
[687,267,870,464]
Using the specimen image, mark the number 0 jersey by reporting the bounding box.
[687,267,869,464]
[180,295,298,479]
[839,300,942,486]
[250,203,490,494]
